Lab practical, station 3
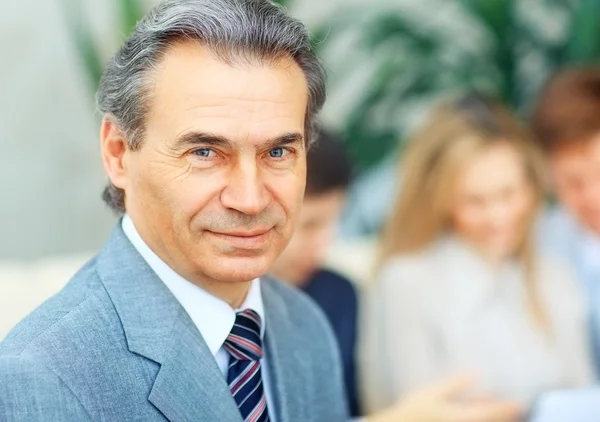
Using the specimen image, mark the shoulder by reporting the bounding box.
[304,269,357,303]
[261,275,342,364]
[262,274,332,334]
[536,206,578,249]
[536,253,578,287]
[375,246,437,293]
[1,257,114,358]
[535,254,585,312]
[0,258,112,420]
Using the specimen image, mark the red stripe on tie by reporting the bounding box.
[248,395,267,422]
[224,343,249,361]
[227,334,263,358]
[241,310,261,327]
[230,361,259,395]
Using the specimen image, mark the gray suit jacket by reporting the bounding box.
[0,225,347,421]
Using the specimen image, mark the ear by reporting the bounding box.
[100,116,129,191]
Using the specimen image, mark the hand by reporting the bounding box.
[366,374,524,422]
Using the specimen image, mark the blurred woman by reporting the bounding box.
[364,93,594,411]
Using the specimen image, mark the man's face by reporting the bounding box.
[550,134,600,234]
[104,41,309,286]
[270,190,346,286]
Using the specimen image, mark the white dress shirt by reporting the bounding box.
[122,215,276,418]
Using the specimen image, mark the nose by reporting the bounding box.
[220,160,270,215]
[484,200,514,231]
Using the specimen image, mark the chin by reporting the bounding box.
[207,254,274,283]
[481,239,516,259]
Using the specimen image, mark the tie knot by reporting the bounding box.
[224,309,264,361]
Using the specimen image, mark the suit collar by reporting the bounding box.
[96,223,243,422]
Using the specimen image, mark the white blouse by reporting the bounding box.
[361,236,594,411]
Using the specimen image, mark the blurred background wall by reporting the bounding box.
[1,0,599,259]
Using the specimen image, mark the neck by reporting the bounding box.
[454,235,509,271]
[156,253,253,308]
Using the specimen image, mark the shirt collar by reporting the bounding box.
[121,214,265,357]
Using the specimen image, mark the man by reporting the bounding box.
[270,129,524,422]
[0,0,347,420]
[532,65,600,372]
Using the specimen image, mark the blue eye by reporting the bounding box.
[193,148,214,158]
[269,147,287,158]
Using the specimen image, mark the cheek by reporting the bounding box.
[451,203,486,236]
[127,159,174,214]
[510,190,534,222]
[167,168,235,229]
[268,170,306,221]
[281,234,303,260]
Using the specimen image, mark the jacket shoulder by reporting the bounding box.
[1,257,110,356]
[262,275,333,337]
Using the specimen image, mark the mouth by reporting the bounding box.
[207,229,272,250]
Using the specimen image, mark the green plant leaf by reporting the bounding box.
[119,0,145,38]
[459,0,517,106]
[563,0,600,61]
[459,0,514,39]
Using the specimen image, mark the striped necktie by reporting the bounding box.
[224,309,270,422]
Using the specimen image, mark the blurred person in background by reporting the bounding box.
[273,127,524,422]
[365,93,594,415]
[532,65,600,374]
[269,128,360,416]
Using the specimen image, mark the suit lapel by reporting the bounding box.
[96,224,242,422]
[261,277,311,422]
[148,309,242,422]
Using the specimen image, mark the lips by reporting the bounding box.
[208,229,272,250]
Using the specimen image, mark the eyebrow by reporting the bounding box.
[173,131,304,151]
[174,132,233,150]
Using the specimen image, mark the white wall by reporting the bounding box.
[1,0,117,259]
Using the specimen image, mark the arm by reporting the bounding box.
[0,355,92,421]
[364,375,523,422]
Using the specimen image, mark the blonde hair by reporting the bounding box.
[379,94,548,327]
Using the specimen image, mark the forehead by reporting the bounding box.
[551,135,600,170]
[146,41,309,144]
[456,144,525,194]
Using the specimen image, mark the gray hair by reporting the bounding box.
[97,0,326,213]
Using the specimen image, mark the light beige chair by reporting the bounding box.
[0,237,378,341]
